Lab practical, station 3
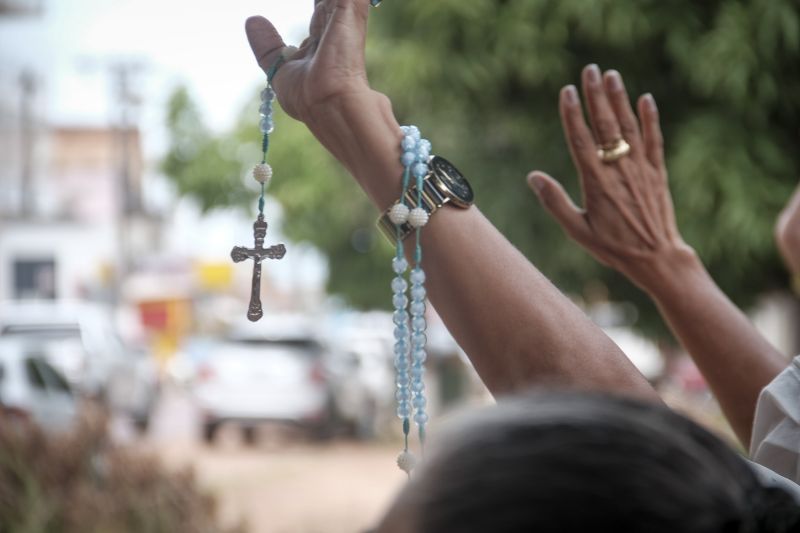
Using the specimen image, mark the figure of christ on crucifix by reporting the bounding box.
[231,215,286,322]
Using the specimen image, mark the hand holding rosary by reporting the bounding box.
[237,0,444,475]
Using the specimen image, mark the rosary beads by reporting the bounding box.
[391,125,431,475]
[230,48,297,322]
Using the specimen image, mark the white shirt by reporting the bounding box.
[750,355,800,496]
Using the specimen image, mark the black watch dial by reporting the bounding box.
[430,156,474,207]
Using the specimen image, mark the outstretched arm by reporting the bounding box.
[245,1,657,399]
[528,65,787,445]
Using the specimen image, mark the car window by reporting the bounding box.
[25,358,47,389]
[36,360,71,394]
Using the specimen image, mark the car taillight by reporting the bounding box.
[309,362,326,384]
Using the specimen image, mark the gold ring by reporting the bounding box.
[596,138,631,163]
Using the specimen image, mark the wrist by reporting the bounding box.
[304,89,404,210]
[635,244,709,302]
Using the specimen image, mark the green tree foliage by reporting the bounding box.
[162,0,800,339]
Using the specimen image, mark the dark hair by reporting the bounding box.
[407,391,800,533]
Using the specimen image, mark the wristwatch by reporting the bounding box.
[378,155,474,243]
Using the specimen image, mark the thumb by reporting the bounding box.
[527,171,589,241]
[245,16,287,73]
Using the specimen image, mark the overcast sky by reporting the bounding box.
[1,0,313,149]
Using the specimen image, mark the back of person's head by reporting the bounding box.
[389,391,800,533]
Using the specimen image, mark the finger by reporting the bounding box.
[637,94,664,169]
[528,171,590,241]
[603,70,643,155]
[315,0,369,69]
[559,85,601,186]
[582,64,622,146]
[245,16,287,73]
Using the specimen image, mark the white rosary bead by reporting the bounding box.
[397,450,417,474]
[253,163,273,184]
[281,45,299,61]
[408,207,429,228]
[389,203,410,225]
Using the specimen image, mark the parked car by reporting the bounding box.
[0,300,158,430]
[191,315,334,442]
[0,337,78,432]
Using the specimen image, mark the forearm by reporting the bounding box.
[306,92,657,399]
[645,248,788,445]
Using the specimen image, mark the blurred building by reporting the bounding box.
[0,123,154,300]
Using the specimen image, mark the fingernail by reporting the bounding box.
[585,64,601,84]
[562,85,578,105]
[528,173,546,193]
[606,70,622,91]
[644,93,657,112]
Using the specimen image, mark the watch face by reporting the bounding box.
[430,156,474,207]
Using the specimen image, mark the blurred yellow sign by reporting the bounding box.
[196,262,233,291]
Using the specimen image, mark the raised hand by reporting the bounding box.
[528,65,694,293]
[528,64,787,446]
[245,0,372,122]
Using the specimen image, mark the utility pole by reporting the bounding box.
[18,69,36,219]
[80,57,146,304]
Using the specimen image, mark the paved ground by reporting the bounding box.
[140,385,406,533]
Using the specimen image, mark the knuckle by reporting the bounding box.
[595,117,619,140]
[619,120,638,139]
[571,133,591,151]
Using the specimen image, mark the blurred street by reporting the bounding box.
[130,383,404,533]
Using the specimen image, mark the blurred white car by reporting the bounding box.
[0,337,78,432]
[192,315,333,442]
[0,300,158,430]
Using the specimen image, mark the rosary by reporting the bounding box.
[233,0,429,475]
[230,48,296,322]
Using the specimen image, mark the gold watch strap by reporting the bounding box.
[377,176,448,243]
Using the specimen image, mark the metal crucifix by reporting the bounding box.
[231,215,286,322]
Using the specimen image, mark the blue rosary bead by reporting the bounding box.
[392,293,408,310]
[419,139,432,153]
[394,324,409,340]
[412,162,428,179]
[394,338,408,353]
[392,257,408,274]
[396,388,411,401]
[411,380,425,393]
[396,373,410,386]
[406,125,421,141]
[412,316,426,332]
[410,300,425,317]
[259,102,272,116]
[410,285,426,301]
[393,309,409,326]
[260,87,275,101]
[391,276,408,293]
[259,117,274,134]
[401,151,416,167]
[417,146,430,161]
[401,136,416,151]
[411,365,424,380]
[397,403,411,419]
[412,332,427,346]
[412,347,427,363]
[412,395,427,409]
[410,267,426,284]
[414,412,429,425]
